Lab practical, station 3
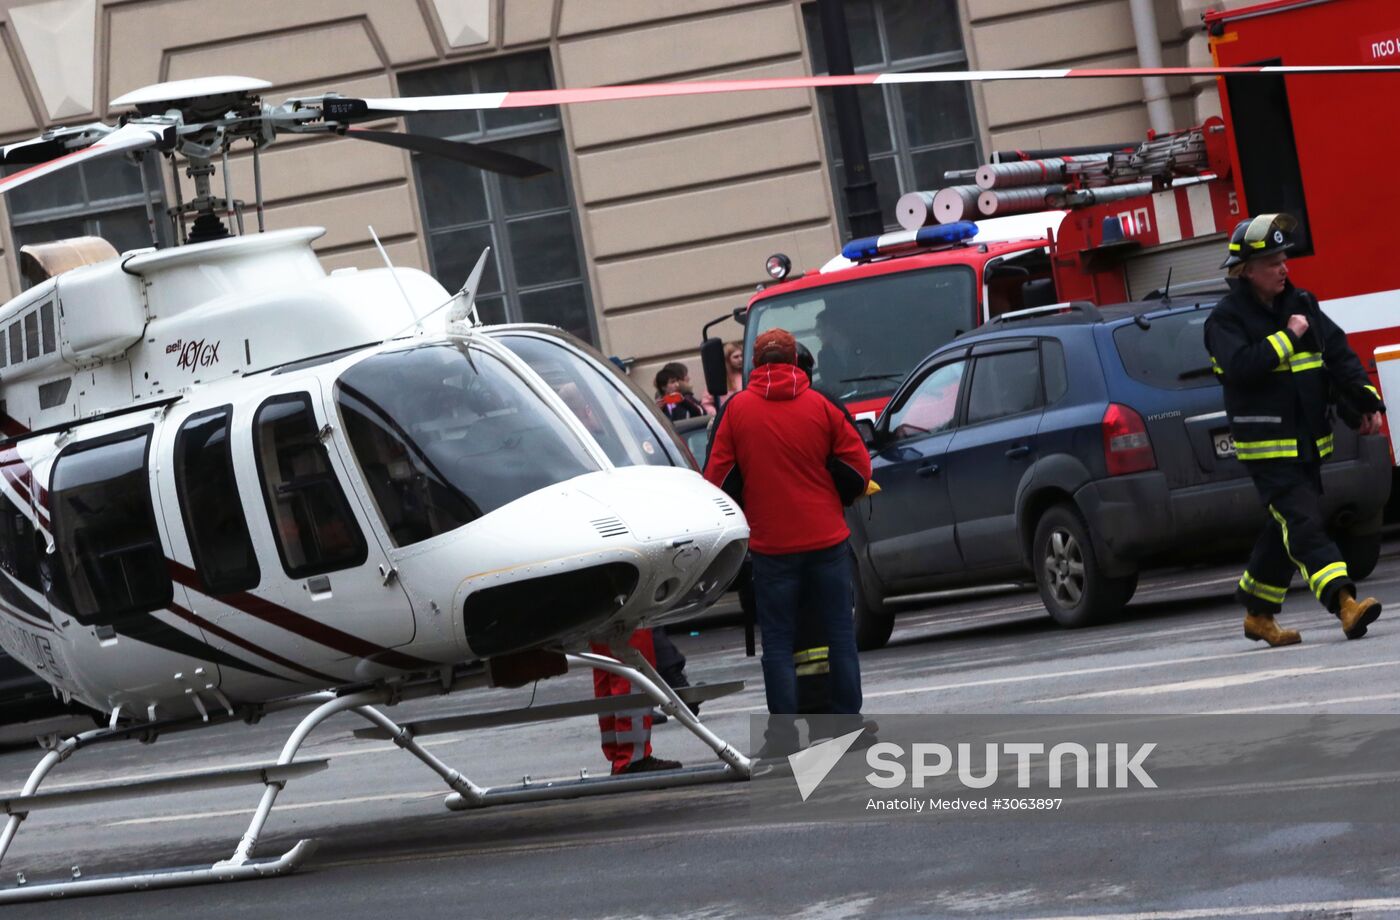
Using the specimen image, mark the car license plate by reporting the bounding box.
[1213,431,1236,458]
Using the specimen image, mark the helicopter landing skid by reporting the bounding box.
[0,650,753,903]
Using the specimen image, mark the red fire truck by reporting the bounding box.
[703,215,1059,420]
[704,0,1400,437]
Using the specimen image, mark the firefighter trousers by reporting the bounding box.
[591,628,655,774]
[1235,462,1353,616]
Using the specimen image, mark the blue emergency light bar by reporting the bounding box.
[841,221,978,261]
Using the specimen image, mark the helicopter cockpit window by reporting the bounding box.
[175,407,260,595]
[335,342,598,545]
[50,426,173,624]
[496,334,678,469]
[254,394,369,578]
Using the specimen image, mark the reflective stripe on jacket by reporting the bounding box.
[1204,278,1380,463]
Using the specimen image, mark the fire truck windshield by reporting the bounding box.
[744,265,976,405]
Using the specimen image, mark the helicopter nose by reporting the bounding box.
[571,466,749,616]
[447,466,748,660]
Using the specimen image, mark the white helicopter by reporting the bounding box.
[0,75,755,902]
[0,59,1393,901]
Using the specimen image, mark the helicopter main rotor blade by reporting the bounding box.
[331,63,1400,113]
[0,122,174,196]
[345,128,550,178]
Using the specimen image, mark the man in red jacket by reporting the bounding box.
[704,328,872,745]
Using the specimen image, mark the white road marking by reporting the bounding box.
[702,648,1274,716]
[1031,657,1400,703]
[1018,897,1400,919]
[105,789,442,826]
[1218,690,1400,714]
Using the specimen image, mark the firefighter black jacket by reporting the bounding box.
[1204,278,1382,463]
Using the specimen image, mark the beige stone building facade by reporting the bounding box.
[0,0,1256,389]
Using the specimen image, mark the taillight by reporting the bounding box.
[1102,403,1155,475]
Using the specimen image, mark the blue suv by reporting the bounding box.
[848,294,1391,649]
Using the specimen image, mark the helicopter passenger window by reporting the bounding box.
[7,324,20,363]
[496,335,679,469]
[335,342,599,546]
[49,427,173,624]
[40,302,56,354]
[174,407,260,595]
[253,394,368,578]
[23,313,38,362]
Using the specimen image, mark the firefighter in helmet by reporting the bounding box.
[1204,213,1385,646]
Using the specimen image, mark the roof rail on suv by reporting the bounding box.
[987,301,1102,326]
[1145,278,1230,300]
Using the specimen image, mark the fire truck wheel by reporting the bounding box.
[853,557,893,651]
[1032,504,1137,628]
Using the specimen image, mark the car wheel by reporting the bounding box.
[853,557,893,651]
[1338,530,1381,582]
[1032,504,1137,628]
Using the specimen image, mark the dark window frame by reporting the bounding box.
[252,392,369,579]
[398,52,599,344]
[1040,337,1069,405]
[963,346,1045,427]
[802,0,982,235]
[1224,63,1313,258]
[495,330,689,469]
[883,355,970,441]
[49,424,172,625]
[174,405,261,595]
[6,156,169,281]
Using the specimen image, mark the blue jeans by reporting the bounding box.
[750,540,862,719]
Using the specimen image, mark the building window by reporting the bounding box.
[399,53,597,344]
[6,156,168,276]
[803,0,981,235]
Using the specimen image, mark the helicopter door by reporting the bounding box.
[150,404,285,695]
[46,425,227,708]
[245,389,417,662]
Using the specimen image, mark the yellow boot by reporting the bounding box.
[1243,612,1301,647]
[1338,590,1382,640]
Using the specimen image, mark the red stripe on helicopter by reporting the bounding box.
[0,415,28,440]
[0,452,49,531]
[0,147,93,193]
[166,560,433,671]
[490,65,1400,108]
[164,600,340,684]
[497,74,880,107]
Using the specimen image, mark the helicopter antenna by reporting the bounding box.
[449,248,491,328]
[368,225,423,333]
[383,248,492,343]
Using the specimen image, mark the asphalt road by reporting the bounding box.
[4,541,1400,919]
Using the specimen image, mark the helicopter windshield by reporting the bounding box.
[335,342,599,546]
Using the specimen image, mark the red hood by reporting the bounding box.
[747,363,809,401]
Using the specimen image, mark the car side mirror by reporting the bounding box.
[700,336,728,400]
[854,418,878,447]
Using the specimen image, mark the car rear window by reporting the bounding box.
[1111,310,1217,390]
